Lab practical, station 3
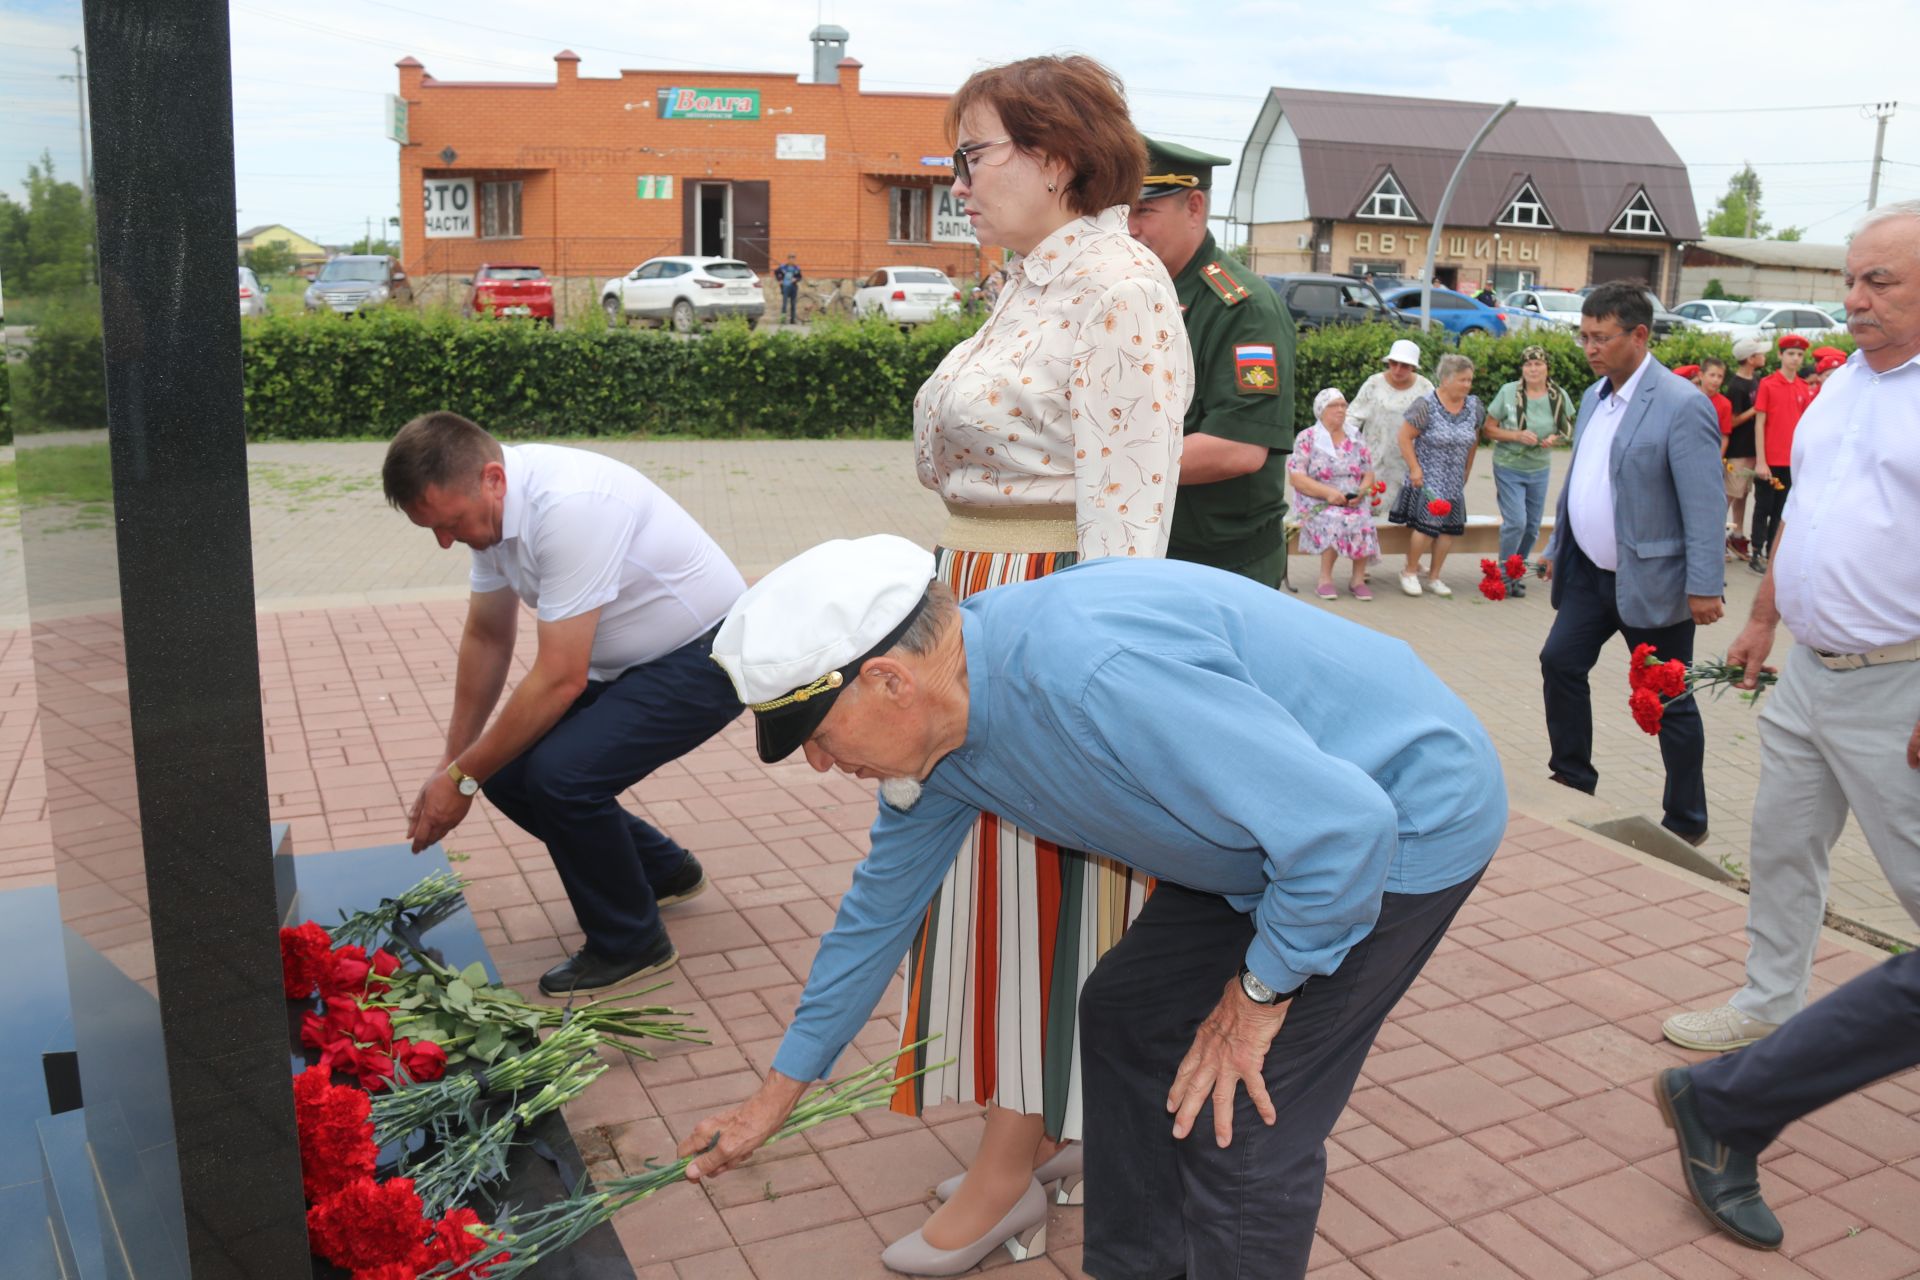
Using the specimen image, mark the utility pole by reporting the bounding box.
[59,45,91,205]
[1742,160,1754,238]
[1865,102,1897,209]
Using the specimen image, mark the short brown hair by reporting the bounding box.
[382,411,502,509]
[945,56,1145,217]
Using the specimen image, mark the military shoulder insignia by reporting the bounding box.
[1202,261,1251,307]
[1234,343,1279,394]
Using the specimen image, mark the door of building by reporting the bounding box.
[1433,265,1460,290]
[697,182,730,258]
[730,182,769,273]
[1590,251,1658,289]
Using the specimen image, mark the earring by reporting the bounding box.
[1047,181,1057,192]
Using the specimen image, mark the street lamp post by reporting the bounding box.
[1419,98,1517,333]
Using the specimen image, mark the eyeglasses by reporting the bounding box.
[953,137,1011,185]
[1578,328,1629,351]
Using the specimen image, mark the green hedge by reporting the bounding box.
[8,305,1863,443]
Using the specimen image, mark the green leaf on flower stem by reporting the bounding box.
[461,961,488,989]
[474,1025,505,1062]
[397,993,426,1010]
[446,979,474,1009]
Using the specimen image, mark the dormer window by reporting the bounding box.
[1357,171,1417,221]
[1498,181,1553,229]
[1611,189,1666,236]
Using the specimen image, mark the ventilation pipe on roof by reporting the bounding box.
[811,25,849,84]
[1418,98,1516,333]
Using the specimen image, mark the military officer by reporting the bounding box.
[1129,138,1298,585]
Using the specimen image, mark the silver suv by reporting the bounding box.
[304,255,414,315]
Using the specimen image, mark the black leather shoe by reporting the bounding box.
[652,852,708,907]
[1654,1067,1782,1250]
[1549,772,1595,795]
[539,932,678,996]
[1508,579,1528,598]
[1668,826,1711,848]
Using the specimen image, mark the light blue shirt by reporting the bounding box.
[772,559,1507,1081]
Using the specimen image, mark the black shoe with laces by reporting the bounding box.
[539,931,679,996]
[652,852,708,907]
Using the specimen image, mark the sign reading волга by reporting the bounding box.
[657,87,761,120]
[423,178,474,237]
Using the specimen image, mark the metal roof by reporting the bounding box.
[1689,235,1847,270]
[1252,88,1700,240]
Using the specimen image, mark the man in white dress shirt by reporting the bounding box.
[384,412,746,995]
[1539,283,1728,844]
[1663,201,1920,1053]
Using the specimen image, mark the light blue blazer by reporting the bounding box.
[1544,355,1727,629]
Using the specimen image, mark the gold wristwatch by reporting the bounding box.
[446,761,480,797]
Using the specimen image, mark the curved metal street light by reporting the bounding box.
[1418,99,1517,332]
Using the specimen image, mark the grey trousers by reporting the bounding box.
[1731,645,1920,1025]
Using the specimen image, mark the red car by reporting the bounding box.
[465,264,555,322]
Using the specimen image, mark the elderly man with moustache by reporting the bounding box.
[677,536,1506,1280]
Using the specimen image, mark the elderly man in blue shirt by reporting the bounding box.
[684,536,1507,1280]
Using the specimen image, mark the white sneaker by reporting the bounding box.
[1426,578,1453,598]
[1661,1003,1780,1052]
[1399,573,1423,597]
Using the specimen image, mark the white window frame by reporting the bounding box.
[481,180,523,239]
[1357,171,1417,221]
[1610,189,1666,236]
[1497,181,1553,229]
[889,186,929,244]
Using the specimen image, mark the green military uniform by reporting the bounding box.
[1140,140,1297,585]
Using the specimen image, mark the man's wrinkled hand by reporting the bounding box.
[1906,714,1919,771]
[1726,618,1778,690]
[1166,976,1290,1149]
[407,770,472,854]
[1689,595,1725,627]
[680,1074,806,1182]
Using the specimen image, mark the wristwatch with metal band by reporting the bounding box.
[447,760,481,797]
[1238,964,1301,1006]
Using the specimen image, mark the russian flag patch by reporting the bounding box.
[1234,343,1280,394]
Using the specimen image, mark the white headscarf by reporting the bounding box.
[1313,387,1347,425]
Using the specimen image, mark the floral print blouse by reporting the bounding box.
[913,207,1194,558]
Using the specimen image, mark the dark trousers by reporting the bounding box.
[1750,464,1792,559]
[1540,540,1708,836]
[1079,872,1484,1280]
[1693,948,1920,1154]
[481,628,741,957]
[780,286,798,324]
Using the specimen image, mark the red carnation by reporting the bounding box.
[1628,643,1659,691]
[1426,498,1452,517]
[1478,576,1507,601]
[292,1067,377,1202]
[1504,554,1527,581]
[423,1206,506,1274]
[306,1176,430,1272]
[397,1037,448,1084]
[1373,480,1387,494]
[1648,659,1688,700]
[1629,687,1666,735]
[1479,558,1501,580]
[280,921,334,1000]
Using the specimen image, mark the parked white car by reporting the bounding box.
[1673,299,1745,325]
[852,267,962,324]
[1500,289,1585,331]
[1696,301,1843,344]
[601,256,765,332]
[238,266,271,319]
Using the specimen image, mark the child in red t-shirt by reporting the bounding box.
[1699,357,1734,438]
[1749,336,1814,571]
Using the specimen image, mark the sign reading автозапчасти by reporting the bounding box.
[657,87,761,120]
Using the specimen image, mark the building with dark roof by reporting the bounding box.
[1229,88,1701,300]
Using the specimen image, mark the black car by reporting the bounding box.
[1261,273,1414,331]
[1574,285,1694,338]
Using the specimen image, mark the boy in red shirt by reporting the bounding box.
[1748,334,1813,572]
[1699,357,1734,435]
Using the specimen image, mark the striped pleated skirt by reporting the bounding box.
[889,540,1151,1138]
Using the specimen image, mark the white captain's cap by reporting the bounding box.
[712,535,938,763]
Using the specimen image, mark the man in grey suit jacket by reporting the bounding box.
[1539,283,1727,843]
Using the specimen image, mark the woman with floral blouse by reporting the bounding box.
[878,55,1193,1276]
[1286,387,1379,599]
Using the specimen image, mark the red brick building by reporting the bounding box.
[394,28,985,313]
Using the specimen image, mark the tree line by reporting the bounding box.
[0,151,93,298]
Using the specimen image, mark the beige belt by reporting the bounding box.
[940,502,1077,554]
[1812,639,1920,671]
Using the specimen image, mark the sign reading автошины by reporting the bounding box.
[657,87,761,120]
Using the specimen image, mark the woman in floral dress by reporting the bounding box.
[1286,387,1379,599]
[1388,351,1484,597]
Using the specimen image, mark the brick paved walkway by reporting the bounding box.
[0,441,1915,1278]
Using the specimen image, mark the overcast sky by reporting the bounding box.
[3,0,1917,251]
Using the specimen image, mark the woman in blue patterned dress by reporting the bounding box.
[1388,351,1484,597]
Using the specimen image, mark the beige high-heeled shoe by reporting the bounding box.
[932,1139,1083,1205]
[882,1178,1048,1276]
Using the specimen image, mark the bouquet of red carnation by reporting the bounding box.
[1419,487,1453,518]
[1475,555,1531,601]
[1626,643,1779,735]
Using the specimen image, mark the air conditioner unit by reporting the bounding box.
[1296,233,1311,250]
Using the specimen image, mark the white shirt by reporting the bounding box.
[1775,351,1920,653]
[913,207,1191,559]
[1566,352,1653,572]
[470,445,746,682]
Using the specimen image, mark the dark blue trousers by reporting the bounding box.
[1540,541,1708,837]
[1078,872,1484,1280]
[1693,948,1920,1154]
[481,627,741,958]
